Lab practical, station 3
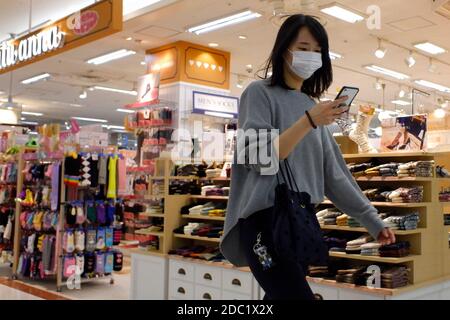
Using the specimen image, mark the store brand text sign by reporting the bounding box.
[0,0,122,75]
[193,91,239,118]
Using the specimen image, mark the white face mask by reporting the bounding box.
[287,50,323,80]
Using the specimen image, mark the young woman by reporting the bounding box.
[220,14,396,300]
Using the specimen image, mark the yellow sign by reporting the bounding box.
[0,0,122,74]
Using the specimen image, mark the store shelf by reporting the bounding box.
[181,214,225,221]
[190,195,229,200]
[355,176,433,182]
[306,277,412,296]
[321,225,423,235]
[149,176,165,180]
[343,152,437,159]
[169,255,251,272]
[329,251,416,263]
[199,177,230,181]
[174,234,221,243]
[135,230,164,237]
[321,200,430,207]
[129,248,167,258]
[169,176,198,180]
[141,213,165,218]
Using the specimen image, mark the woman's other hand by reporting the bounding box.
[308,96,349,126]
[377,228,396,245]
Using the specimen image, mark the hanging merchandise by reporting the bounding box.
[107,155,118,199]
[349,105,378,153]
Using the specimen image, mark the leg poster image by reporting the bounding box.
[380,115,427,152]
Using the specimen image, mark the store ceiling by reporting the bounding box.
[0,0,450,127]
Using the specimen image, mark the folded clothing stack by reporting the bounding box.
[379,241,410,257]
[347,162,374,176]
[205,169,222,179]
[381,266,409,289]
[174,223,223,238]
[184,202,227,217]
[348,216,362,228]
[316,209,328,225]
[336,214,348,226]
[335,267,368,285]
[388,186,424,203]
[364,167,380,176]
[323,236,348,252]
[436,166,450,178]
[444,214,450,226]
[439,189,450,202]
[345,234,373,254]
[398,161,434,177]
[363,188,394,202]
[146,205,163,215]
[378,163,400,177]
[308,266,329,278]
[316,208,342,225]
[176,164,199,177]
[360,242,381,256]
[168,245,225,262]
[383,212,420,230]
[169,181,201,195]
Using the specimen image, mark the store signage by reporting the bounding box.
[0,0,122,75]
[193,91,239,118]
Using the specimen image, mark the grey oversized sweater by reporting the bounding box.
[220,80,386,267]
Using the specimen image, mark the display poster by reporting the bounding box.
[380,115,427,152]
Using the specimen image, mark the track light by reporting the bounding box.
[434,107,446,119]
[405,51,416,68]
[236,75,245,89]
[79,90,87,99]
[375,38,386,59]
[398,89,406,98]
[428,58,438,73]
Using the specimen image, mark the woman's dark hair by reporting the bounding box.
[261,14,332,98]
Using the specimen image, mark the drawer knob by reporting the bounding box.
[177,268,186,275]
[203,273,212,281]
[203,293,212,300]
[232,279,242,287]
[177,287,186,294]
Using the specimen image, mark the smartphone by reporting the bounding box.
[335,86,359,108]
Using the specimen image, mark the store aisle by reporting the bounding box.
[0,284,42,300]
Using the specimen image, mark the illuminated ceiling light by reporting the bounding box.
[398,88,406,98]
[102,125,125,130]
[415,80,450,93]
[187,10,262,35]
[72,117,108,123]
[22,111,43,116]
[374,38,387,59]
[21,121,39,125]
[329,51,343,60]
[391,100,411,106]
[123,0,162,16]
[116,108,135,114]
[374,80,383,91]
[126,37,133,41]
[238,35,247,40]
[414,42,446,55]
[236,75,245,89]
[93,86,137,96]
[404,51,416,68]
[204,111,234,118]
[208,43,219,47]
[86,49,136,65]
[79,90,87,99]
[21,73,51,85]
[434,107,446,119]
[140,61,147,65]
[320,4,364,23]
[365,65,410,80]
[21,117,26,121]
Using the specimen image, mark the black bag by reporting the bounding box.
[272,160,329,266]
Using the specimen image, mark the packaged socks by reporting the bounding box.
[113,251,123,272]
[63,255,76,278]
[86,228,97,252]
[64,229,75,253]
[96,201,106,224]
[76,204,86,224]
[66,204,77,225]
[76,254,85,275]
[104,251,114,274]
[95,252,104,274]
[84,253,95,275]
[105,227,113,248]
[87,201,96,223]
[96,227,106,250]
[75,229,85,251]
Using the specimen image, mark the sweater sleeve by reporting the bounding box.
[321,126,386,239]
[235,82,279,175]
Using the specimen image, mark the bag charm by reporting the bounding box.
[253,232,274,271]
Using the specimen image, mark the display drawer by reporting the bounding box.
[169,280,194,300]
[194,285,222,300]
[222,290,253,300]
[169,260,195,283]
[195,265,222,289]
[222,269,253,295]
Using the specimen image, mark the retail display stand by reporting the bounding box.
[309,151,450,299]
[12,146,120,292]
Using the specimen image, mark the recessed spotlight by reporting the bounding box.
[238,35,247,40]
[79,90,87,99]
[434,107,446,119]
[140,61,147,65]
[126,37,133,41]
[246,64,252,69]
[208,43,219,48]
[404,51,416,68]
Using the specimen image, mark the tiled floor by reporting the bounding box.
[0,263,131,300]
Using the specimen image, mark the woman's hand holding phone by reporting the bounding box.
[308,96,349,126]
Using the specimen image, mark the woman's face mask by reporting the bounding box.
[286,50,323,80]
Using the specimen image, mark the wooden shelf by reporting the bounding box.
[135,231,164,237]
[329,251,416,263]
[343,152,439,159]
[174,234,221,243]
[129,248,167,258]
[169,176,198,180]
[321,200,430,207]
[149,176,165,180]
[181,214,225,221]
[321,225,423,235]
[168,255,251,272]
[141,213,165,218]
[355,176,433,182]
[190,195,229,200]
[199,177,230,181]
